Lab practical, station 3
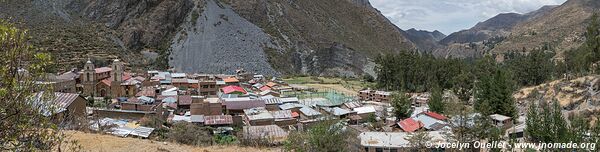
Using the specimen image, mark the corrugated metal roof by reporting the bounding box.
[279,103,305,110]
[280,97,299,103]
[344,101,362,109]
[130,126,155,138]
[191,115,205,123]
[415,114,447,130]
[33,92,81,116]
[270,110,294,119]
[322,107,353,116]
[243,125,288,141]
[264,98,282,105]
[244,107,274,120]
[299,107,321,116]
[353,106,376,114]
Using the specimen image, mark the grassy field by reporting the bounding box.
[282,76,375,96]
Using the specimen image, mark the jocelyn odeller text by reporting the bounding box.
[425,141,596,151]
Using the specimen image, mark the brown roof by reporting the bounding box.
[204,115,233,125]
[266,82,277,87]
[222,99,265,110]
[136,87,156,97]
[223,77,239,83]
[178,95,192,106]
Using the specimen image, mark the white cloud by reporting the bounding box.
[370,0,567,34]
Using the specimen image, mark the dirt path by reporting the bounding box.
[64,131,279,152]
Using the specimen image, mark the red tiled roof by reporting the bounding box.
[259,86,271,91]
[398,118,422,133]
[424,111,447,120]
[291,112,300,118]
[101,73,133,86]
[222,85,247,94]
[178,95,192,106]
[95,67,112,73]
[123,73,132,81]
[204,115,233,125]
[101,79,112,87]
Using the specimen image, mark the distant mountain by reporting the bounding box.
[0,0,418,77]
[434,5,559,58]
[441,5,557,45]
[491,0,600,57]
[404,28,446,52]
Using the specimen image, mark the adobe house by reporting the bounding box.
[33,92,87,122]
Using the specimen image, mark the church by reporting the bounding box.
[81,59,139,98]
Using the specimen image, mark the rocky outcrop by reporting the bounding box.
[70,0,194,50]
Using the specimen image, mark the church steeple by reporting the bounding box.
[82,59,96,96]
[111,59,123,82]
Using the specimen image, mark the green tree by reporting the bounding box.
[451,71,475,102]
[284,120,352,152]
[0,20,75,151]
[428,85,445,114]
[391,91,413,120]
[525,100,570,143]
[587,13,600,64]
[474,68,517,117]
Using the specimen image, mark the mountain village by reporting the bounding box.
[34,59,528,151]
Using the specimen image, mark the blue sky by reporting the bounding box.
[370,0,567,34]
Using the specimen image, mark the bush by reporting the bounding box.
[213,134,237,145]
[168,122,213,146]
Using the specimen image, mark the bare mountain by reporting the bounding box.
[404,28,446,52]
[491,0,600,57]
[0,0,417,77]
[434,5,558,58]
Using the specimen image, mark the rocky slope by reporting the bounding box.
[514,75,600,121]
[0,0,417,77]
[217,0,416,76]
[490,0,600,57]
[434,5,558,58]
[404,28,446,52]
